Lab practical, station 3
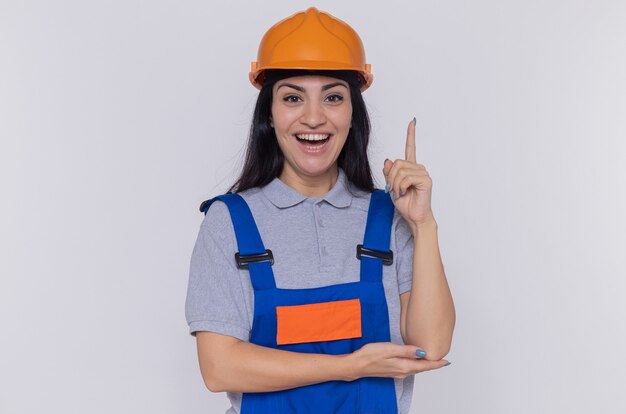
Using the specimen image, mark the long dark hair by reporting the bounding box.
[228,69,375,193]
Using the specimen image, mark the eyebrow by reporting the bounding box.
[276,82,348,92]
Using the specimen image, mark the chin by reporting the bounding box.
[295,159,337,177]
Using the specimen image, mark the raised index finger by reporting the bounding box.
[405,117,417,163]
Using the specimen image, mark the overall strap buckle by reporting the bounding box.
[356,244,393,266]
[235,249,274,269]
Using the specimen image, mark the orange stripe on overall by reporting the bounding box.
[275,299,362,345]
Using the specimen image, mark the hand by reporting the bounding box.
[383,118,435,229]
[346,342,450,381]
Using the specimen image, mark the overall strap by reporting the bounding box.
[359,190,395,283]
[201,194,277,291]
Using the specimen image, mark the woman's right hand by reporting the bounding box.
[345,342,450,381]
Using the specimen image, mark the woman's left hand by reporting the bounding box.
[383,118,436,230]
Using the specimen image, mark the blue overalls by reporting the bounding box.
[201,189,398,413]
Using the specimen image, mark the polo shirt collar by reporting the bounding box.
[323,168,353,208]
[262,168,353,209]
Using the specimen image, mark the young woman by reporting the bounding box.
[185,7,455,413]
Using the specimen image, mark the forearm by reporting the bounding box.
[405,218,455,360]
[209,340,355,393]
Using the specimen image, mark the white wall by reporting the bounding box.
[1,0,625,413]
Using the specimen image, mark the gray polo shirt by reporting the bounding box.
[185,168,416,414]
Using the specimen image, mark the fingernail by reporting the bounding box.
[444,361,451,367]
[392,191,397,200]
[384,183,390,193]
[399,190,404,197]
[413,117,416,125]
[415,349,427,358]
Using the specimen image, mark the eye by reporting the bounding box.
[325,94,344,103]
[283,95,302,103]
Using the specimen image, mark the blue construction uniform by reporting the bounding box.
[201,189,399,413]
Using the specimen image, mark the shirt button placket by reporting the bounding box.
[316,203,327,262]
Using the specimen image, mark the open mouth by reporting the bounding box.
[295,134,332,154]
[295,133,331,146]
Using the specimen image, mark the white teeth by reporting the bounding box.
[296,134,330,141]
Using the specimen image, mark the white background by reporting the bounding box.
[2,0,625,413]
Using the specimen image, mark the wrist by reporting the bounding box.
[410,216,438,235]
[336,353,361,382]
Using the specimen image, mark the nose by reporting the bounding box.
[299,101,326,128]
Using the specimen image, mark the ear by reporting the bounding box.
[269,117,274,128]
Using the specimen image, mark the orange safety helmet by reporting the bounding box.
[249,7,373,92]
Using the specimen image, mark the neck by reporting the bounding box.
[278,165,339,198]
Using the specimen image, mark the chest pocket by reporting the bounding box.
[275,298,362,345]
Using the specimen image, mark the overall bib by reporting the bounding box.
[201,190,399,414]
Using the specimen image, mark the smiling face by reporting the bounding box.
[271,75,353,184]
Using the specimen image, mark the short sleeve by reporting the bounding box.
[394,213,414,295]
[184,201,251,341]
